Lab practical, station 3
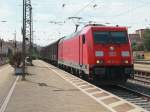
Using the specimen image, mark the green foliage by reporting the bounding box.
[31,47,40,59]
[131,42,137,51]
[7,49,13,65]
[131,42,144,51]
[143,29,150,51]
[9,52,22,67]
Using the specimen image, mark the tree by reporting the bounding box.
[143,29,150,51]
[9,52,22,67]
[131,42,138,51]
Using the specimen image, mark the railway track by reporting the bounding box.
[77,69,150,111]
[130,70,150,88]
[99,84,150,112]
[95,71,150,111]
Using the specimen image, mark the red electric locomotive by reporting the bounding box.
[58,24,134,84]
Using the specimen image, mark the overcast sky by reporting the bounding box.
[0,0,150,46]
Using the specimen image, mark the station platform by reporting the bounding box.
[134,63,150,72]
[3,60,147,112]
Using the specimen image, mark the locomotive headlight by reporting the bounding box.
[124,60,129,64]
[96,60,100,64]
[96,60,104,64]
[121,51,130,57]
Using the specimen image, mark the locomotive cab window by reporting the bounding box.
[111,32,128,43]
[93,31,128,44]
[93,32,109,43]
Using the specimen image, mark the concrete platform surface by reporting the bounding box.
[0,65,16,105]
[4,60,111,112]
[134,64,150,72]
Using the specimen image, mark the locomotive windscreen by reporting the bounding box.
[94,31,128,44]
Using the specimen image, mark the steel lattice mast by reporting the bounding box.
[22,0,33,80]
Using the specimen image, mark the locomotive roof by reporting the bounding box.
[43,37,63,48]
[63,25,127,40]
[84,25,127,31]
[63,31,81,40]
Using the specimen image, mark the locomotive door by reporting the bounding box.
[79,35,82,67]
[79,35,85,67]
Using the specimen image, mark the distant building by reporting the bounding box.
[135,28,149,39]
[0,40,22,55]
[128,28,149,45]
[128,34,143,45]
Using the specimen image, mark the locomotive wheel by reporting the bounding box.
[58,64,60,68]
[88,74,99,84]
[70,68,74,74]
[74,69,79,76]
[79,70,83,78]
[82,74,90,81]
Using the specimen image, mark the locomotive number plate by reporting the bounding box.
[109,52,116,56]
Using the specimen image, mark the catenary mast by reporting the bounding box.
[22,0,33,80]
